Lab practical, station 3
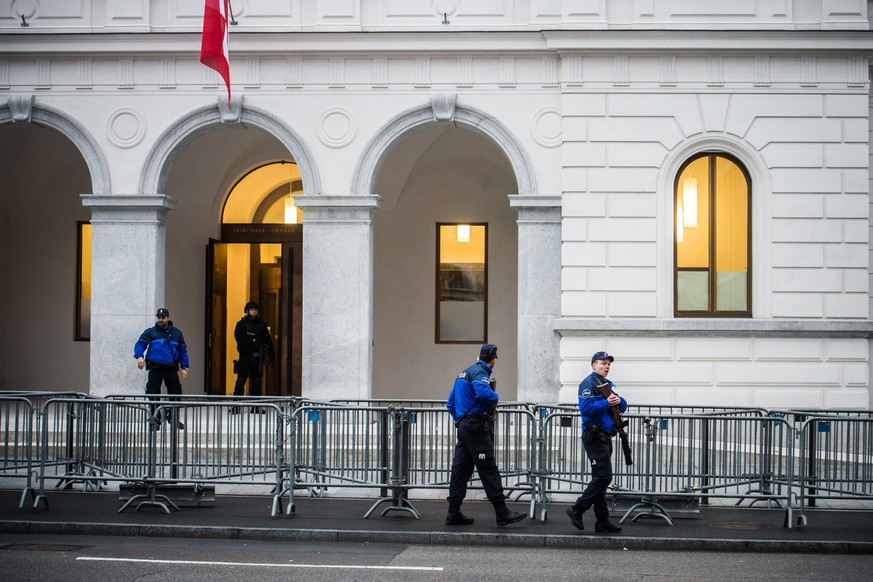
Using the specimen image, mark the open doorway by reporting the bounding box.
[205,162,303,396]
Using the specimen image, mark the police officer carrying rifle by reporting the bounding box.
[445,343,527,527]
[231,301,275,413]
[566,351,626,533]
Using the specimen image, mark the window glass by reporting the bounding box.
[437,224,487,342]
[675,154,750,316]
[76,222,91,340]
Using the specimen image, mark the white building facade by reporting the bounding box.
[1,1,871,409]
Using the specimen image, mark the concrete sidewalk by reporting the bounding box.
[1,489,871,554]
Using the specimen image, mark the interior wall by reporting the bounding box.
[372,126,519,400]
[0,125,91,391]
[162,125,290,393]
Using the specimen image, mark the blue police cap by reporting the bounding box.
[591,351,614,364]
[479,343,498,360]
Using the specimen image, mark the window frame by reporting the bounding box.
[75,221,91,341]
[435,222,489,344]
[673,152,752,318]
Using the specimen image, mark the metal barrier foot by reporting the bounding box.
[620,497,674,526]
[363,491,420,519]
[118,493,180,514]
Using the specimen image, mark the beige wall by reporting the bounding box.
[0,125,91,391]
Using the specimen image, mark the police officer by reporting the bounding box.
[231,301,275,413]
[445,343,527,527]
[566,351,625,533]
[134,308,189,429]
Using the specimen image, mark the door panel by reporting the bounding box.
[206,240,228,395]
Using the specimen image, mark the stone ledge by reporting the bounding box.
[554,318,873,338]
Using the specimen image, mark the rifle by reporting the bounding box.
[595,381,633,466]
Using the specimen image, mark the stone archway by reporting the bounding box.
[355,95,561,402]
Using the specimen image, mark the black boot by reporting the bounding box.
[445,507,474,526]
[595,518,622,533]
[495,506,526,526]
[566,506,585,531]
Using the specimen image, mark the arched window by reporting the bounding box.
[674,153,751,317]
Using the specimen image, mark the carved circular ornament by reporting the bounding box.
[106,108,146,149]
[530,107,562,148]
[12,0,39,20]
[432,0,458,17]
[316,108,356,148]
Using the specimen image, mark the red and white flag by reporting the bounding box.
[200,0,231,105]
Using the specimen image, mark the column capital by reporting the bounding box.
[508,195,561,223]
[81,194,176,222]
[293,194,381,223]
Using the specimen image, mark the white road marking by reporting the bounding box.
[76,556,442,571]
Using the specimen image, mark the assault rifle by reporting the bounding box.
[596,381,633,466]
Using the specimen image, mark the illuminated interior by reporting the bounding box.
[675,154,749,315]
[438,224,487,342]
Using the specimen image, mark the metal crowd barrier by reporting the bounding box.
[33,395,297,516]
[0,396,37,507]
[795,416,873,526]
[533,407,798,525]
[2,394,870,528]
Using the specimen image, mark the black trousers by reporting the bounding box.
[233,354,263,397]
[145,366,182,416]
[573,431,613,521]
[447,416,506,508]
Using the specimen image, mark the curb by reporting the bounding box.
[2,520,871,554]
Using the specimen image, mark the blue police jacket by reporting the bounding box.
[446,360,498,422]
[578,372,627,435]
[134,322,190,369]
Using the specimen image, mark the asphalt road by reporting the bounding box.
[2,533,873,582]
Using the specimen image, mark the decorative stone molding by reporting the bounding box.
[0,99,110,194]
[140,103,320,198]
[8,94,32,122]
[529,107,562,148]
[106,107,146,148]
[352,101,536,196]
[554,318,873,338]
[430,92,456,125]
[316,107,356,148]
[217,95,243,123]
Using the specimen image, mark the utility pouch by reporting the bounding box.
[232,359,239,374]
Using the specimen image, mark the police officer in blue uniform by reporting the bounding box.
[134,308,189,429]
[566,351,625,533]
[445,343,527,527]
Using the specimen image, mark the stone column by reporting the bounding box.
[509,195,562,403]
[81,194,175,397]
[292,195,381,401]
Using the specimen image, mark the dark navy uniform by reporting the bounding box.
[134,308,189,423]
[233,301,275,398]
[567,351,627,534]
[445,344,526,527]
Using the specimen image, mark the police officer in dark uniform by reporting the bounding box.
[231,301,275,413]
[134,308,189,429]
[566,351,626,533]
[445,343,527,527]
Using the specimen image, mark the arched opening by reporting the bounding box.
[209,161,304,396]
[0,123,92,390]
[372,125,519,398]
[156,121,306,396]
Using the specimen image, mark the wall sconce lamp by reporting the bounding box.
[682,178,698,228]
[457,224,471,243]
